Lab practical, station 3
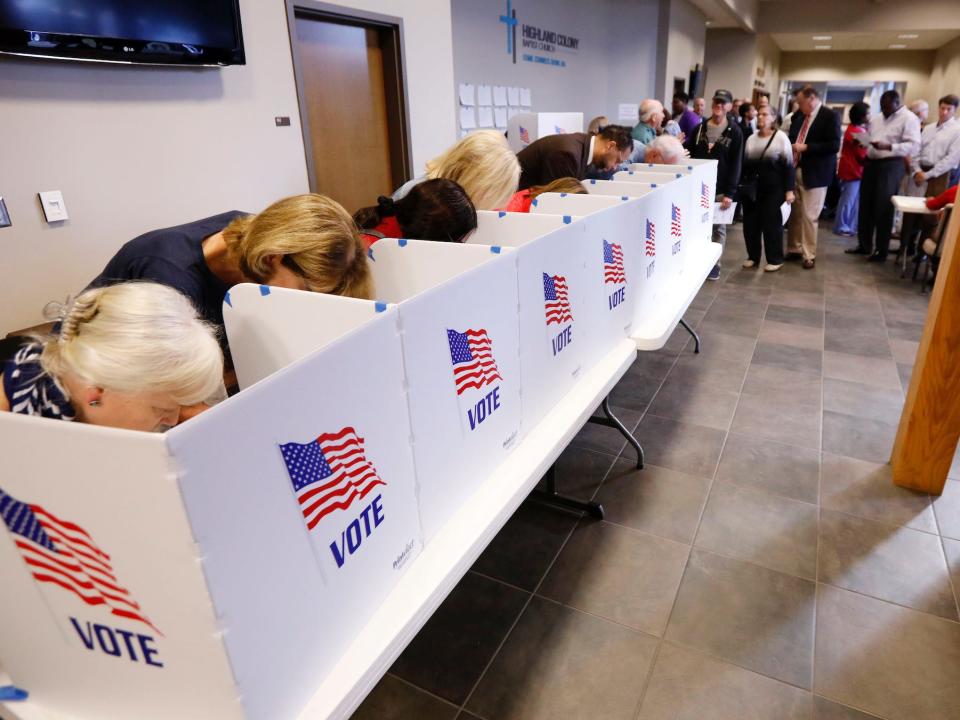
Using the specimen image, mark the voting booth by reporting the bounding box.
[628,160,718,248]
[506,111,583,153]
[0,290,423,720]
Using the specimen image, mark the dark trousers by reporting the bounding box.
[742,193,785,265]
[857,158,905,256]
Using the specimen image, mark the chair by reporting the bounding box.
[912,203,954,294]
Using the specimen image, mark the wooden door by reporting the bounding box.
[294,16,396,214]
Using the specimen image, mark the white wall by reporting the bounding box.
[0,0,457,333]
[930,36,960,106]
[703,28,756,99]
[657,0,707,99]
[451,0,659,127]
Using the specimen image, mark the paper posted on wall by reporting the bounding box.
[459,106,476,130]
[458,83,475,106]
[477,84,492,106]
[712,202,738,224]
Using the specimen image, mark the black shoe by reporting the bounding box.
[845,246,868,255]
[868,253,887,262]
[785,252,803,261]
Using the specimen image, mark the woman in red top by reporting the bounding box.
[503,176,587,213]
[354,179,477,248]
[835,101,869,236]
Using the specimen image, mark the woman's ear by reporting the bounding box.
[81,386,104,408]
[263,254,283,272]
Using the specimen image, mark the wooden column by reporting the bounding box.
[892,205,960,494]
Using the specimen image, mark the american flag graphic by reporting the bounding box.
[603,239,626,285]
[280,427,386,531]
[554,126,566,134]
[645,220,657,257]
[671,204,683,238]
[519,125,530,144]
[700,182,711,209]
[0,487,160,634]
[543,273,573,326]
[447,329,502,395]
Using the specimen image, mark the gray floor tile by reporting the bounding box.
[765,303,824,328]
[884,317,924,341]
[570,405,643,459]
[702,307,763,338]
[351,675,458,720]
[731,393,821,450]
[815,583,960,720]
[465,596,657,720]
[823,351,902,390]
[538,520,688,635]
[752,341,823,376]
[824,310,887,337]
[666,352,750,393]
[637,643,812,720]
[821,410,896,464]
[709,296,769,319]
[758,320,824,350]
[933,479,960,540]
[391,572,529,705]
[634,414,727,478]
[770,288,824,310]
[740,362,822,407]
[609,371,666,412]
[696,484,818,579]
[665,549,816,688]
[818,509,957,620]
[716,432,820,504]
[472,503,577,591]
[681,328,758,364]
[823,328,893,359]
[888,338,919,364]
[813,696,883,719]
[822,378,903,427]
[647,376,740,430]
[595,461,710,544]
[943,538,960,613]
[896,362,913,393]
[820,452,936,533]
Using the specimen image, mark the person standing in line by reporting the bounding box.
[672,92,702,138]
[786,86,841,269]
[738,102,757,141]
[632,99,666,146]
[693,96,707,118]
[686,89,743,280]
[834,102,870,237]
[740,105,796,272]
[846,90,922,260]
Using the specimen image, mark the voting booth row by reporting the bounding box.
[0,160,718,720]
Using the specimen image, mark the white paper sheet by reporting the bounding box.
[493,85,508,106]
[459,106,476,130]
[507,106,521,119]
[712,201,738,224]
[780,202,792,226]
[508,86,520,105]
[494,107,508,128]
[458,83,475,106]
[520,87,532,106]
[478,106,494,127]
[477,84,492,106]
[618,103,639,122]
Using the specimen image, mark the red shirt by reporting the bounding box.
[360,215,402,248]
[926,184,958,211]
[838,125,868,181]
[503,189,534,213]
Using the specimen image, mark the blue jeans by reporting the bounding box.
[835,179,860,234]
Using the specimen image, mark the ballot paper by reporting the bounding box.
[493,85,508,106]
[520,87,532,106]
[478,106,494,128]
[458,83,475,106]
[459,106,476,130]
[494,107,508,128]
[712,202,738,224]
[780,202,792,226]
[477,84,492,106]
[508,86,520,105]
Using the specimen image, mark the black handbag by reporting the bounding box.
[737,132,777,202]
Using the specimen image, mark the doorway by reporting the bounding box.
[288,4,410,214]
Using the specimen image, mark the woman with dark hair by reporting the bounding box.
[835,101,870,236]
[354,178,477,247]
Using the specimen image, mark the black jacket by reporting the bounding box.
[517,132,592,190]
[686,115,743,198]
[788,105,841,189]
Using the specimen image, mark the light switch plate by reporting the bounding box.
[38,190,68,223]
[0,197,10,228]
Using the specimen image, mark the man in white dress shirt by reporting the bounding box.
[846,90,922,261]
[900,94,960,253]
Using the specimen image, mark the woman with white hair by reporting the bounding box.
[1,283,224,432]
[643,135,686,165]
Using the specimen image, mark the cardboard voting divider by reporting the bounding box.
[467,211,598,429]
[506,111,584,153]
[628,160,718,248]
[367,239,522,542]
[529,194,639,347]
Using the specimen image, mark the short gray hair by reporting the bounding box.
[639,99,664,123]
[645,135,685,164]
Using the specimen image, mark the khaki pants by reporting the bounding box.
[787,168,828,261]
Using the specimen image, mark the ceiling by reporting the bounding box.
[771,29,960,52]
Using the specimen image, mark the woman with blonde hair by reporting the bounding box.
[88,193,372,343]
[393,130,520,210]
[503,177,586,213]
[1,283,224,432]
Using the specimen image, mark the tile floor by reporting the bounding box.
[352,225,960,720]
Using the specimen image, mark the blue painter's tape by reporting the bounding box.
[398,238,408,247]
[621,196,629,201]
[628,171,635,175]
[676,173,683,178]
[0,686,28,702]
[490,245,502,254]
[651,183,657,188]
[259,285,271,296]
[532,198,538,206]
[367,248,375,260]
[560,192,567,197]
[375,301,388,313]
[590,179,597,184]
[562,215,572,224]
[223,291,232,307]
[498,211,507,217]
[687,165,694,170]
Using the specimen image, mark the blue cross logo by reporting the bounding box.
[499,0,518,55]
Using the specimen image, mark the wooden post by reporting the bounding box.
[891,204,960,494]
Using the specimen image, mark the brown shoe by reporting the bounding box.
[802,258,815,269]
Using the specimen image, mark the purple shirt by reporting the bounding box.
[677,108,701,137]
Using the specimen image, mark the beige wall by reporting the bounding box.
[754,32,781,100]
[930,36,960,104]
[779,50,937,105]
[0,0,457,333]
[703,28,759,100]
[658,0,708,99]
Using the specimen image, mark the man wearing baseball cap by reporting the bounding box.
[686,89,744,280]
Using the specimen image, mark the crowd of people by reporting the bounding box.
[4,84,958,432]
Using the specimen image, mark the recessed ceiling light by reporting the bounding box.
[812,35,832,41]
[815,45,832,50]
[898,34,919,39]
[889,44,908,49]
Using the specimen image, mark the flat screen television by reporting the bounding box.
[0,1,245,66]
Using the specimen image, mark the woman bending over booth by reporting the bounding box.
[355,179,477,247]
[503,176,587,213]
[1,283,224,432]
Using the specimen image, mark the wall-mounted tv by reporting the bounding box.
[0,1,245,66]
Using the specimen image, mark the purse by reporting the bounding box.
[737,132,777,203]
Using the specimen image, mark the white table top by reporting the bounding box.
[892,195,937,215]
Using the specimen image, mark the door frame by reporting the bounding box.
[285,0,413,193]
